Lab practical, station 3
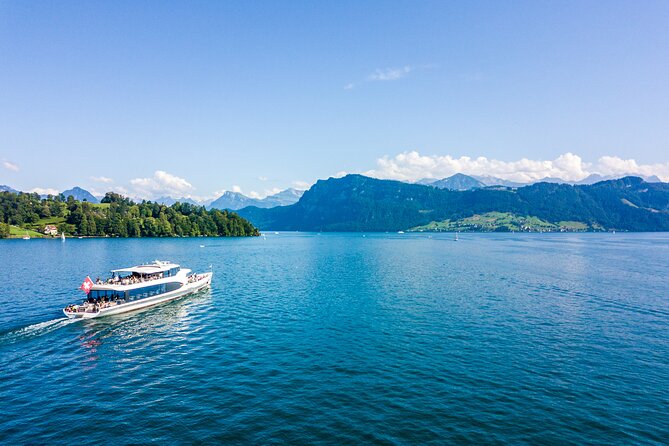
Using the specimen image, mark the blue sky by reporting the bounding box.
[1,1,668,199]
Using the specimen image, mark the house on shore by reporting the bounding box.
[44,224,58,236]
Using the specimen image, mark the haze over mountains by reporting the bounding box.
[417,173,664,190]
[208,188,304,210]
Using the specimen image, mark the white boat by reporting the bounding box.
[63,260,212,319]
[61,232,65,242]
[22,231,30,240]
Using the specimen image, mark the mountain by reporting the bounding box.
[209,188,304,210]
[0,185,19,193]
[209,191,261,210]
[237,174,669,232]
[428,173,485,190]
[260,188,304,207]
[154,196,201,206]
[469,175,525,188]
[576,173,663,185]
[61,186,99,203]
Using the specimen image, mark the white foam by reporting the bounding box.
[1,318,77,344]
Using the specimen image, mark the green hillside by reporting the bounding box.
[409,212,593,232]
[238,174,669,232]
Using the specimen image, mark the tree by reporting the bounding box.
[0,222,9,238]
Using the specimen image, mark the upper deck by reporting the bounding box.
[92,260,188,292]
[111,260,180,275]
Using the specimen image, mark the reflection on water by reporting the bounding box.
[75,288,214,364]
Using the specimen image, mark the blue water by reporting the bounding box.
[1,233,668,444]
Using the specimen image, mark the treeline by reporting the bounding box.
[0,191,259,238]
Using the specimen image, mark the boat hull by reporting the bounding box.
[64,272,212,319]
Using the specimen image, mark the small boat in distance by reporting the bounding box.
[454,232,459,241]
[22,232,30,240]
[63,260,212,319]
[61,232,65,242]
[397,231,405,234]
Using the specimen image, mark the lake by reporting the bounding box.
[0,233,668,444]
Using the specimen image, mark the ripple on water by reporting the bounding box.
[0,234,668,444]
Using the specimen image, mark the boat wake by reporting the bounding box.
[0,318,78,344]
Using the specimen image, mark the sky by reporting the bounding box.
[1,1,669,200]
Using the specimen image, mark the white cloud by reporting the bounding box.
[344,83,355,90]
[292,180,312,190]
[90,176,113,184]
[258,176,268,182]
[365,151,669,182]
[231,185,242,194]
[3,160,19,172]
[130,170,194,198]
[595,156,669,180]
[29,187,59,196]
[110,186,130,196]
[367,66,413,82]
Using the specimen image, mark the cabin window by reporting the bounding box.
[89,290,124,300]
[165,282,181,292]
[127,284,161,300]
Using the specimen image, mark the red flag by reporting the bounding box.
[80,276,94,294]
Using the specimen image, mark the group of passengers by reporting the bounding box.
[65,293,126,313]
[188,274,203,283]
[95,272,164,286]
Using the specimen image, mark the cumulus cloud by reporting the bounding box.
[231,185,242,194]
[29,187,59,196]
[364,151,669,182]
[90,176,113,184]
[596,156,669,180]
[130,170,194,198]
[367,66,413,81]
[292,180,312,190]
[3,160,19,171]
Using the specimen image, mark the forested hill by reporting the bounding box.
[237,174,669,232]
[0,192,259,238]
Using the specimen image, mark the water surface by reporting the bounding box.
[1,233,668,444]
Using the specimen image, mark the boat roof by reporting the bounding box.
[111,260,180,274]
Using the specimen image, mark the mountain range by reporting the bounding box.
[237,174,669,232]
[418,173,664,190]
[0,184,304,209]
[208,188,304,210]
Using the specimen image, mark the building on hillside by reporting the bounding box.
[44,224,58,236]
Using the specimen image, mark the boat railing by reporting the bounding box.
[97,273,165,287]
[187,273,208,284]
[64,299,125,314]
